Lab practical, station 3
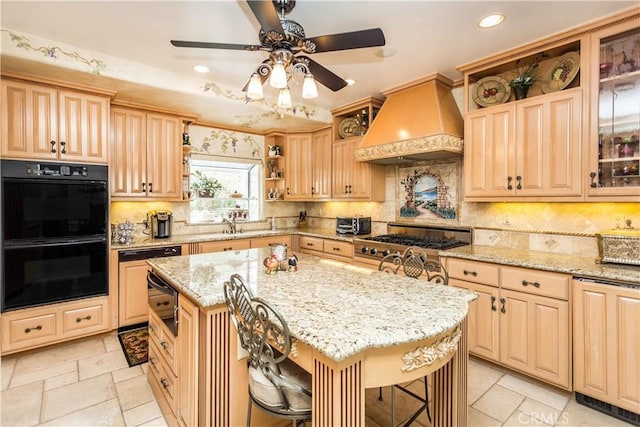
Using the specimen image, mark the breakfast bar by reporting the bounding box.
[147,248,477,426]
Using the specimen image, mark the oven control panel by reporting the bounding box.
[26,163,88,177]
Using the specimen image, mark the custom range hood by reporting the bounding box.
[355,73,464,165]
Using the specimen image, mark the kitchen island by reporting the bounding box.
[147,248,476,426]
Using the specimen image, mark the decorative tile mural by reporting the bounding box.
[397,159,461,223]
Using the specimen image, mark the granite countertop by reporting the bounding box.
[147,248,476,362]
[111,227,354,250]
[440,245,640,285]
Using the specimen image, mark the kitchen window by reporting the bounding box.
[189,157,262,224]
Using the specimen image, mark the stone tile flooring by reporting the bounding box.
[0,332,634,426]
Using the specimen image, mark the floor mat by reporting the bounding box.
[117,327,149,367]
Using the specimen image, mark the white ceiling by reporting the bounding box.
[1,1,637,132]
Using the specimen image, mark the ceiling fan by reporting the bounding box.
[170,0,386,94]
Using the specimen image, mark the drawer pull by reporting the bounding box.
[500,298,506,313]
[156,301,170,307]
[490,296,497,311]
[463,270,478,277]
[333,247,340,251]
[160,341,169,351]
[306,243,313,246]
[149,357,156,366]
[521,280,541,288]
[149,324,156,332]
[24,325,43,333]
[75,315,92,323]
[160,378,169,389]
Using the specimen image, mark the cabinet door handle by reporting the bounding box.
[148,182,153,193]
[156,301,170,306]
[463,269,478,277]
[500,298,506,313]
[60,141,66,154]
[50,140,57,153]
[24,325,43,333]
[160,378,169,389]
[75,315,92,323]
[286,187,290,195]
[311,186,315,194]
[516,176,522,190]
[491,296,497,311]
[507,176,513,190]
[521,280,541,288]
[141,182,146,192]
[589,172,598,188]
[348,185,352,194]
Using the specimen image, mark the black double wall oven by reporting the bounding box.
[1,159,109,312]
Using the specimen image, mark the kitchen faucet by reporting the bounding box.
[222,217,237,234]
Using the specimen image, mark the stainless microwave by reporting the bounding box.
[336,217,372,235]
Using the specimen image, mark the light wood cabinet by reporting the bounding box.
[446,257,571,389]
[331,98,385,201]
[299,236,353,263]
[110,106,182,200]
[148,309,177,414]
[250,235,292,249]
[573,279,640,413]
[177,294,198,427]
[118,258,151,327]
[284,133,313,200]
[1,79,110,163]
[197,239,251,254]
[264,133,285,201]
[0,296,110,355]
[464,89,582,200]
[283,129,331,200]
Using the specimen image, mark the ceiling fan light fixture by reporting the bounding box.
[277,87,292,108]
[270,61,288,88]
[246,73,264,100]
[302,74,318,99]
[478,13,506,28]
[346,79,356,86]
[193,65,210,73]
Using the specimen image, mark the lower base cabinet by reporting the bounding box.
[573,279,640,414]
[299,235,353,263]
[148,294,198,427]
[1,296,110,355]
[446,257,571,390]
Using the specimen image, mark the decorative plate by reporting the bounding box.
[541,51,580,93]
[338,117,362,139]
[472,76,511,108]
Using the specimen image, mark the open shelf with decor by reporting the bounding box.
[264,132,286,201]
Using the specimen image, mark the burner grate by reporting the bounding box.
[363,234,467,250]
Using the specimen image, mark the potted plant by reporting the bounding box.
[190,171,223,198]
[509,53,545,100]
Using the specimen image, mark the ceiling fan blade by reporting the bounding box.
[307,28,385,53]
[171,40,262,51]
[246,0,284,35]
[297,56,348,92]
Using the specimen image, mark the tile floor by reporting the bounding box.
[0,332,634,427]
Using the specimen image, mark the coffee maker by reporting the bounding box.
[147,210,173,239]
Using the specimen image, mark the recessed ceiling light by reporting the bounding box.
[346,79,356,86]
[193,65,210,73]
[478,13,506,28]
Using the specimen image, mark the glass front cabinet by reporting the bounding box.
[588,20,640,198]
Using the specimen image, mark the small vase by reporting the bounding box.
[513,85,529,100]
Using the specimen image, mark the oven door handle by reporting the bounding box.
[147,271,175,294]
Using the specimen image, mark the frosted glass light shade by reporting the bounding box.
[277,87,292,108]
[302,74,318,99]
[269,62,287,88]
[246,73,264,99]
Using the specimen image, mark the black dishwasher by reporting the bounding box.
[118,246,182,330]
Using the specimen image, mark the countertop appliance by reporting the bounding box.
[336,216,372,235]
[352,223,472,263]
[147,210,173,239]
[1,159,109,312]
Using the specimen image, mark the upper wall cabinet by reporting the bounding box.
[459,8,640,201]
[110,105,186,200]
[586,21,640,199]
[283,128,332,201]
[1,79,111,164]
[331,98,385,201]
